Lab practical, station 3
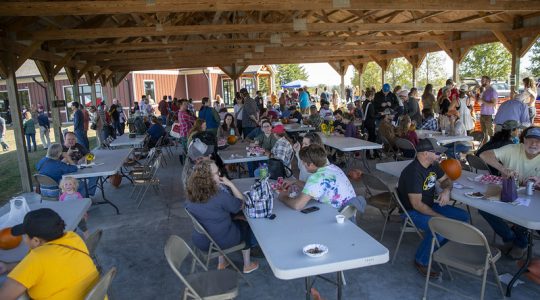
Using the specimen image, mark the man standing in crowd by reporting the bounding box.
[254,91,264,111]
[158,95,169,125]
[373,83,399,117]
[0,114,9,151]
[71,102,89,149]
[241,88,259,138]
[299,87,310,114]
[493,93,530,132]
[198,97,220,136]
[177,99,196,160]
[478,76,498,140]
[397,139,469,277]
[37,105,51,150]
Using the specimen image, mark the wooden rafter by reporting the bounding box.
[2,1,540,17]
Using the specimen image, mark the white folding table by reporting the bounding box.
[233,178,389,299]
[416,129,473,145]
[375,160,540,297]
[218,143,269,164]
[0,193,91,263]
[317,132,382,171]
[283,123,315,133]
[109,134,146,148]
[64,148,132,214]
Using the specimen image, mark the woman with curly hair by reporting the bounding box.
[185,160,259,274]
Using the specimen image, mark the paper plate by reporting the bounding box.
[465,192,484,199]
[303,244,328,258]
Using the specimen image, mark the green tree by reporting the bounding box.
[417,51,448,89]
[527,38,540,77]
[258,76,270,93]
[351,62,381,91]
[275,64,309,87]
[386,57,412,89]
[459,42,511,81]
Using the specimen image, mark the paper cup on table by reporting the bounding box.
[441,130,446,135]
[336,214,345,224]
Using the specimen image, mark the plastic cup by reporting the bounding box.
[336,214,345,224]
[428,133,433,138]
[441,130,446,135]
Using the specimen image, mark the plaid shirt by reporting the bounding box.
[271,137,294,167]
[421,117,438,131]
[177,110,195,137]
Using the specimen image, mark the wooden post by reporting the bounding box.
[412,65,417,88]
[73,79,80,104]
[91,83,97,106]
[46,79,62,142]
[452,58,459,84]
[510,41,522,96]
[3,52,33,192]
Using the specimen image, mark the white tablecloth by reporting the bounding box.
[283,123,315,132]
[233,178,389,280]
[416,130,473,145]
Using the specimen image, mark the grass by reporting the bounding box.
[0,124,98,205]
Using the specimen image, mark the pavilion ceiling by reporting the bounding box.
[1,0,540,81]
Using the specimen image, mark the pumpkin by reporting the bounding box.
[440,158,462,180]
[347,169,363,181]
[227,135,237,145]
[109,173,122,187]
[0,227,22,250]
[281,118,289,124]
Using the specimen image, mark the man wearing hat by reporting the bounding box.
[181,137,215,191]
[493,93,531,133]
[373,83,399,117]
[37,105,51,150]
[479,126,540,259]
[0,209,99,299]
[397,139,469,278]
[270,124,294,167]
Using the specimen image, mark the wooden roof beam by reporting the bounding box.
[21,22,513,40]
[2,1,540,16]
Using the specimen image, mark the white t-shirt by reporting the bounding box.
[302,164,356,209]
[319,108,334,121]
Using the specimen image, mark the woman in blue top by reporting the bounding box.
[185,160,259,274]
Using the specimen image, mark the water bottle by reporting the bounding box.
[259,163,268,179]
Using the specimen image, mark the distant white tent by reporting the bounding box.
[281,79,317,88]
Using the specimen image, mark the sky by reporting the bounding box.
[301,50,534,87]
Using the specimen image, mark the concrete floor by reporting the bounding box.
[82,146,540,300]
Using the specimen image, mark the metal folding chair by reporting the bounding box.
[33,174,59,201]
[362,173,398,242]
[423,217,504,300]
[164,235,239,300]
[84,267,117,300]
[391,187,423,264]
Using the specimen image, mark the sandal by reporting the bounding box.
[243,261,259,274]
[217,261,230,270]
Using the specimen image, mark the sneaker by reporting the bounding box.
[508,246,526,260]
[243,261,259,274]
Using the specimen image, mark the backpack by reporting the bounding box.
[243,178,274,218]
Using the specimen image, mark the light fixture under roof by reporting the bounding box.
[255,45,264,53]
[156,23,163,32]
[293,18,307,31]
[270,34,282,44]
[333,0,351,8]
[236,59,244,64]
[244,53,253,59]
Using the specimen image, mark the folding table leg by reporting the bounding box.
[506,229,532,297]
[337,271,343,300]
[305,277,312,300]
[92,177,121,215]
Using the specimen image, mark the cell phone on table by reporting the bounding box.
[300,206,319,214]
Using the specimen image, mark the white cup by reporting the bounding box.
[336,214,345,224]
[428,133,433,138]
[441,130,446,135]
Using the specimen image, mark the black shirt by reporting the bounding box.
[63,143,89,162]
[397,159,444,211]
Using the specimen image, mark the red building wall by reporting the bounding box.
[132,73,187,102]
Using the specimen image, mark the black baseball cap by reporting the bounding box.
[239,88,249,94]
[12,208,66,240]
[416,138,447,154]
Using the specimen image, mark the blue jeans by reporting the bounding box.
[74,130,89,149]
[243,127,255,139]
[78,177,98,197]
[25,134,36,151]
[405,204,469,266]
[478,210,528,248]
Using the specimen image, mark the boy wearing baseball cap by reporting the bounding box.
[0,209,99,299]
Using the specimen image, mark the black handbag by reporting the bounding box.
[267,158,293,180]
